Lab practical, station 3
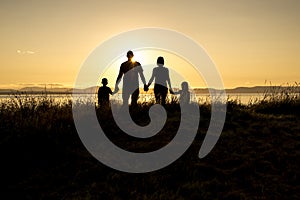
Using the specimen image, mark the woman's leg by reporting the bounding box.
[161,87,168,105]
[154,84,162,104]
[122,92,130,106]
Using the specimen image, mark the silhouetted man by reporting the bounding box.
[114,50,147,106]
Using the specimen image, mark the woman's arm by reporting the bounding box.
[173,90,180,95]
[166,69,174,94]
[147,68,155,87]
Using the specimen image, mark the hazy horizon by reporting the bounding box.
[0,83,298,91]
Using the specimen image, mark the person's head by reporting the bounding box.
[181,81,189,91]
[157,56,164,66]
[127,50,134,61]
[101,78,108,86]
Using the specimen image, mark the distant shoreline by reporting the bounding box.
[0,86,299,95]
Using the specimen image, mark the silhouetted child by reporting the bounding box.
[175,82,190,104]
[98,78,113,108]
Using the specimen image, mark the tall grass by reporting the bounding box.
[1,83,299,129]
[0,92,73,133]
[250,82,300,115]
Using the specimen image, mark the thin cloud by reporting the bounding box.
[16,49,36,55]
[26,50,35,54]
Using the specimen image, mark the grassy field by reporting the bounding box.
[0,87,299,199]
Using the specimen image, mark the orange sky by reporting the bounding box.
[0,0,299,89]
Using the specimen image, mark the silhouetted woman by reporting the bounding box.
[147,56,174,105]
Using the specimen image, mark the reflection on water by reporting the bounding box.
[0,93,266,105]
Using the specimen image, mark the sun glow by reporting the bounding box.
[98,49,206,90]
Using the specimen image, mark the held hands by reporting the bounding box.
[144,84,149,92]
[169,89,175,94]
[112,86,119,95]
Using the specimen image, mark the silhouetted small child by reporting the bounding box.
[175,82,190,104]
[98,78,113,108]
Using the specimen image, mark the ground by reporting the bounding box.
[0,97,299,199]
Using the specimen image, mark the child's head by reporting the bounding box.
[181,81,189,91]
[101,78,108,86]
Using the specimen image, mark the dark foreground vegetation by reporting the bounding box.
[0,88,299,199]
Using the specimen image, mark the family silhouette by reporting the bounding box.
[98,50,190,108]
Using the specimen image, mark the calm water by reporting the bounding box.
[0,93,265,105]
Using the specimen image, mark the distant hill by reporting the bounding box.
[226,86,274,93]
[194,86,300,94]
[18,87,72,94]
[0,87,72,94]
[72,86,100,94]
[0,89,17,94]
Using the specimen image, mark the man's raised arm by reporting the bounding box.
[114,68,123,93]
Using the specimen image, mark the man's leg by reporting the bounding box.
[122,92,130,106]
[131,88,139,106]
[155,93,160,104]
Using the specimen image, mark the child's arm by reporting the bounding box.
[173,90,181,95]
[109,88,113,95]
[111,88,119,95]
